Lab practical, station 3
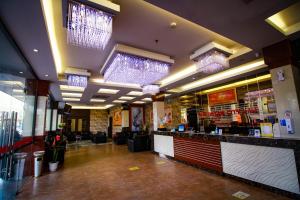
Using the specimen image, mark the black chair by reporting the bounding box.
[91,132,107,143]
[113,132,128,145]
[81,131,91,140]
[128,134,150,152]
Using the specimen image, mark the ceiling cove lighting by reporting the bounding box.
[127,91,143,96]
[41,0,62,74]
[60,85,85,92]
[265,2,300,36]
[159,64,197,87]
[190,42,233,74]
[90,98,105,102]
[101,44,174,86]
[98,88,119,94]
[119,96,135,100]
[198,74,271,95]
[61,92,82,97]
[63,97,80,101]
[67,0,115,49]
[180,59,266,91]
[113,100,126,103]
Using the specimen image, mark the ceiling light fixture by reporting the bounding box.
[127,91,143,96]
[180,59,266,91]
[70,104,114,109]
[90,98,106,102]
[61,92,82,97]
[190,42,233,74]
[63,97,80,101]
[119,96,135,100]
[98,88,119,94]
[41,0,62,74]
[60,85,85,92]
[113,100,126,103]
[142,98,152,102]
[33,49,39,53]
[101,44,174,86]
[133,101,145,104]
[67,0,114,49]
[45,74,49,77]
[19,71,23,74]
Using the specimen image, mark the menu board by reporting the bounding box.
[208,89,237,106]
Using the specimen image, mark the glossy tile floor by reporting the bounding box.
[17,143,290,200]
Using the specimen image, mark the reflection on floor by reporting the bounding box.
[16,143,290,200]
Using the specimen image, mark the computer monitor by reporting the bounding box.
[178,125,185,132]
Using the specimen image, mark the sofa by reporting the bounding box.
[128,134,150,152]
[91,132,107,144]
[113,132,128,145]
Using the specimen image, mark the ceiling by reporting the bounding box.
[0,0,299,109]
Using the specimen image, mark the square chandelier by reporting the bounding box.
[101,44,174,87]
[67,0,114,49]
[190,42,233,74]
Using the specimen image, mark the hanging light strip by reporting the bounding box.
[67,0,113,49]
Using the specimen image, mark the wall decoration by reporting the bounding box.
[208,89,237,106]
[164,106,172,124]
[131,107,143,131]
[113,110,122,126]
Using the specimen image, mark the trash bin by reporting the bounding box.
[13,152,27,181]
[33,151,45,177]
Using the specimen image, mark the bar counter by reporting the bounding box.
[152,131,300,196]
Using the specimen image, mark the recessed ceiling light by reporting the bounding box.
[170,22,177,28]
[127,91,143,96]
[60,85,85,92]
[90,99,106,102]
[19,71,23,74]
[13,89,23,93]
[98,88,119,94]
[133,101,144,104]
[142,98,152,101]
[192,77,196,80]
[45,74,49,77]
[61,92,82,97]
[119,96,135,100]
[33,48,39,53]
[63,97,80,101]
[113,100,126,103]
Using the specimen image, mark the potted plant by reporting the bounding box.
[49,146,59,172]
[48,132,64,172]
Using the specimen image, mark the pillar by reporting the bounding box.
[263,40,300,138]
[152,93,165,131]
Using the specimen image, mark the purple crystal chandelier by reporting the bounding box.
[196,50,229,74]
[104,53,170,86]
[67,1,113,49]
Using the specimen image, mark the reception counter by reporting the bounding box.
[152,131,300,196]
